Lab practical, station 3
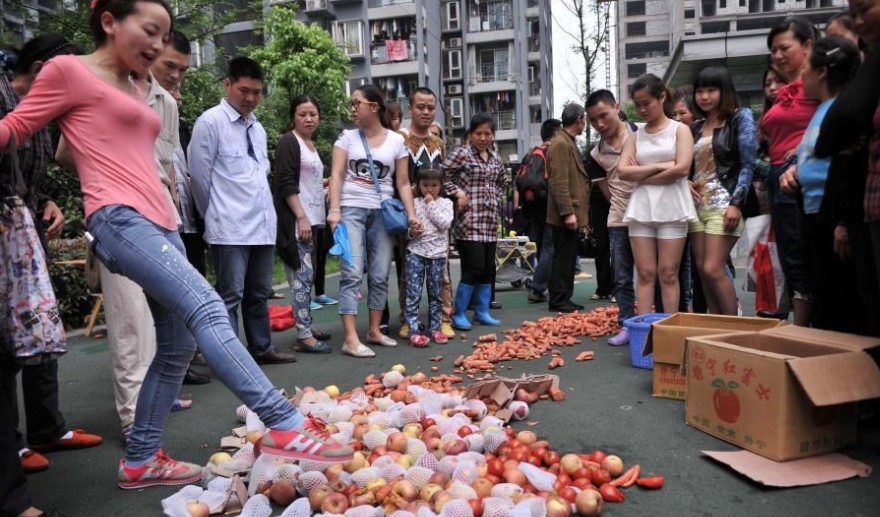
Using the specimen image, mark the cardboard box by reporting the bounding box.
[684,326,880,461]
[644,313,787,400]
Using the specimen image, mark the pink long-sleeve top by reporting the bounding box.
[0,55,177,230]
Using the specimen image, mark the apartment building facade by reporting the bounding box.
[295,0,554,161]
[616,0,847,111]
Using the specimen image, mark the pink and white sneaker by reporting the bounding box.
[117,449,202,489]
[260,417,354,462]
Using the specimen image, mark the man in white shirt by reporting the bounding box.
[188,57,295,364]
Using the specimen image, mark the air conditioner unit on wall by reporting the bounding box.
[447,84,463,95]
[448,37,462,48]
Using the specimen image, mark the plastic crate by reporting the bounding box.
[623,313,670,370]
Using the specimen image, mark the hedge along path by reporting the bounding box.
[452,306,621,375]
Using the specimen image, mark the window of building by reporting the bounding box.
[624,40,669,59]
[627,21,646,37]
[737,16,784,31]
[748,0,760,13]
[443,50,462,80]
[469,0,513,31]
[442,1,460,31]
[685,9,695,18]
[627,63,647,77]
[701,21,731,33]
[332,20,365,58]
[763,0,775,11]
[701,0,716,16]
[720,0,727,8]
[448,98,464,128]
[625,1,645,16]
[478,47,510,82]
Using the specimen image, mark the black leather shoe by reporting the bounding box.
[527,289,547,303]
[255,349,298,365]
[549,302,583,313]
[182,367,211,385]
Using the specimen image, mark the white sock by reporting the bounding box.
[60,430,74,440]
[18,448,30,458]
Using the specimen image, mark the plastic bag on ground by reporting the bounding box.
[240,494,272,517]
[518,462,556,492]
[248,453,278,496]
[161,485,204,517]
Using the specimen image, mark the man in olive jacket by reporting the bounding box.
[546,103,590,312]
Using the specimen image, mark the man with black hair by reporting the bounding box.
[521,118,562,303]
[546,103,589,312]
[585,89,638,345]
[392,87,466,339]
[189,57,295,365]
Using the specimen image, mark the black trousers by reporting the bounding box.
[0,355,65,449]
[180,232,208,277]
[312,224,333,296]
[549,225,578,307]
[456,240,496,285]
[0,341,33,516]
[590,191,612,296]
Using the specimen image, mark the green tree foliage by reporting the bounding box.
[250,5,351,160]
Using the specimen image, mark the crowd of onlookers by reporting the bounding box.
[2,0,880,514]
[517,9,880,347]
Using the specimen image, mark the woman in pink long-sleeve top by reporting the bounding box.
[0,0,351,490]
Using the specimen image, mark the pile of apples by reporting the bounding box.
[210,371,661,517]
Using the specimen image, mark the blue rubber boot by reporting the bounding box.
[452,283,475,330]
[473,284,501,326]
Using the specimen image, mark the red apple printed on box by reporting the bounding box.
[712,378,741,424]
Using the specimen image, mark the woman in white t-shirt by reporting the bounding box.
[327,85,421,358]
[619,74,696,314]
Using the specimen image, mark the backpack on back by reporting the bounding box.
[515,144,549,202]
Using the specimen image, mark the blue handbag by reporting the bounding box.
[359,130,409,235]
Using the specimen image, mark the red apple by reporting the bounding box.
[545,494,572,517]
[444,438,468,456]
[386,432,409,454]
[560,454,582,475]
[574,488,603,516]
[470,497,484,517]
[543,450,561,467]
[392,479,419,503]
[309,485,333,511]
[557,486,578,503]
[600,455,624,477]
[320,492,350,514]
[458,426,474,438]
[472,477,494,498]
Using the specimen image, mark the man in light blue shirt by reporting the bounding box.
[188,57,295,364]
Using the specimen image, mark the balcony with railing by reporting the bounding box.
[368,0,412,6]
[529,80,541,98]
[368,0,416,18]
[491,110,516,131]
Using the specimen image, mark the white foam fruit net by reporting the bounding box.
[440,394,463,408]
[235,404,250,423]
[161,485,204,517]
[389,511,416,517]
[482,431,508,454]
[383,370,405,388]
[417,507,440,517]
[439,498,474,517]
[197,490,228,515]
[240,493,272,517]
[363,430,389,450]
[405,466,433,488]
[458,452,486,465]
[463,399,488,419]
[419,392,442,415]
[451,461,479,485]
[231,442,256,467]
[206,476,232,493]
[415,451,439,471]
[407,437,428,458]
[400,403,424,424]
[347,505,384,517]
[367,412,392,430]
[350,466,381,489]
[447,480,478,500]
[328,405,353,424]
[348,389,368,408]
[299,459,331,473]
[273,463,302,483]
[297,471,329,495]
[482,497,514,517]
[511,498,546,517]
[437,455,460,476]
[245,411,266,434]
[380,463,407,481]
[370,456,395,470]
[248,454,278,497]
[490,484,524,503]
[279,497,312,517]
[464,434,485,453]
[478,415,504,430]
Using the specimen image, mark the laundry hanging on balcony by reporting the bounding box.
[385,39,409,62]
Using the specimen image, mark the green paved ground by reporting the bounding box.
[20,261,880,516]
